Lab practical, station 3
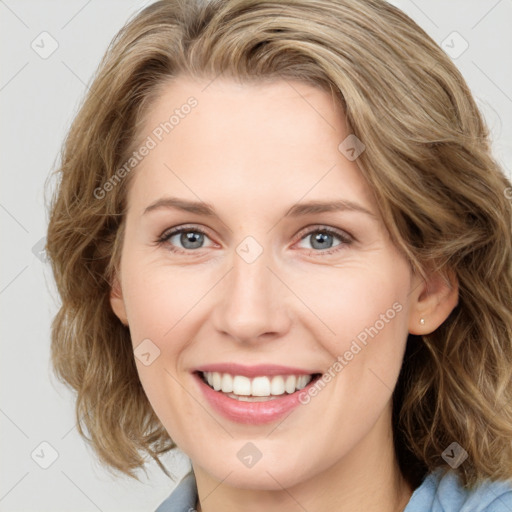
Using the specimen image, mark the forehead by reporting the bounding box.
[141,75,346,146]
[126,76,376,215]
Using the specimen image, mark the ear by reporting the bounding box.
[110,274,128,326]
[408,266,459,335]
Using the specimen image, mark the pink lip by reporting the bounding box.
[192,371,321,425]
[193,363,317,378]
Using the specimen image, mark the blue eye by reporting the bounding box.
[157,225,352,255]
[296,227,351,253]
[157,227,214,252]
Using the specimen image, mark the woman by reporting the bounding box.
[46,0,512,510]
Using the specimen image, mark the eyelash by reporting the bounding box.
[156,224,353,256]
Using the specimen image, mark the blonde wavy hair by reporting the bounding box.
[46,0,512,490]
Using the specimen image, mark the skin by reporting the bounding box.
[110,76,459,512]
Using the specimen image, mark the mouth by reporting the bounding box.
[195,371,323,402]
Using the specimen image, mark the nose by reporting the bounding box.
[210,246,291,344]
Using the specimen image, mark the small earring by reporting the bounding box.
[419,318,425,325]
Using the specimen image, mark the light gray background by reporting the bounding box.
[1,1,511,511]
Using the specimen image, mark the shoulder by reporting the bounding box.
[155,472,198,512]
[153,468,512,512]
[404,468,512,512]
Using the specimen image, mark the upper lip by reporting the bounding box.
[194,363,320,378]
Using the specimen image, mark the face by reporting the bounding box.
[111,76,423,490]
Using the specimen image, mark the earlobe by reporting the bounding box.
[110,276,129,326]
[408,267,459,335]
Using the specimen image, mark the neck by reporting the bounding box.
[193,406,414,512]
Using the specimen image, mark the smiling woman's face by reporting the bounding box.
[110,76,422,490]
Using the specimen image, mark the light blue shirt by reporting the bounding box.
[155,467,512,511]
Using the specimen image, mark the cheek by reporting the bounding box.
[121,265,198,432]
[312,263,410,409]
[291,261,410,355]
[121,259,205,345]
[293,255,412,417]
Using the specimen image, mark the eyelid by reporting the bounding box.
[156,224,218,253]
[293,224,354,245]
[158,223,213,241]
[157,223,354,254]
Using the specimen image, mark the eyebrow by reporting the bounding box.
[143,197,376,218]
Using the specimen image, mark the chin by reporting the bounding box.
[195,453,316,491]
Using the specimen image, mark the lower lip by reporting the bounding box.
[193,372,319,425]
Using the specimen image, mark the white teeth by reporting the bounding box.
[212,372,222,391]
[202,372,314,397]
[221,373,233,393]
[296,375,309,390]
[270,375,285,395]
[285,375,296,394]
[232,375,251,395]
[251,376,271,396]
